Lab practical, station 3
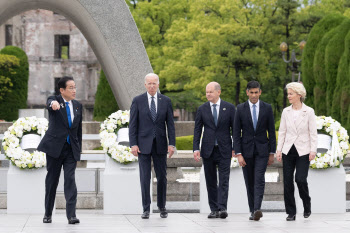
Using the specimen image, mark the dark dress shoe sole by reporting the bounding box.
[219,212,228,219]
[253,210,263,221]
[286,215,296,221]
[160,213,168,218]
[304,212,311,218]
[43,219,52,223]
[141,215,150,219]
[68,220,80,224]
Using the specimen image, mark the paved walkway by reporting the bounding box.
[1,210,350,233]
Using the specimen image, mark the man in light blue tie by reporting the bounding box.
[233,81,276,221]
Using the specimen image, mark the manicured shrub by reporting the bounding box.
[176,135,194,150]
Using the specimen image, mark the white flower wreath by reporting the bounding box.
[230,157,240,168]
[99,110,138,164]
[1,116,48,169]
[311,116,349,169]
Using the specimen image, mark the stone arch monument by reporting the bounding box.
[0,0,152,110]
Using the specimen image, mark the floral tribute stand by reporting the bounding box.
[101,111,147,214]
[200,158,249,213]
[296,116,348,214]
[7,162,46,214]
[3,117,49,214]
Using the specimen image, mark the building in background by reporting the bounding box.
[0,9,100,120]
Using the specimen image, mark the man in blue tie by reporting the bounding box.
[193,82,236,219]
[129,73,175,219]
[233,81,276,221]
[38,77,82,225]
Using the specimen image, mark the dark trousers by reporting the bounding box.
[202,146,231,211]
[45,142,77,219]
[283,144,311,215]
[242,147,269,213]
[138,139,167,212]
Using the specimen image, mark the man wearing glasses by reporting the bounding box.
[38,76,82,225]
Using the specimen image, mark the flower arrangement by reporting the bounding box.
[1,116,48,169]
[99,110,137,164]
[311,116,349,169]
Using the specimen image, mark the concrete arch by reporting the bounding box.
[0,0,152,110]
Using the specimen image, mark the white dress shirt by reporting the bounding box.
[248,99,259,123]
[210,98,221,119]
[62,97,74,123]
[147,92,158,113]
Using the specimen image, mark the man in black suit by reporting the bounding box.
[233,81,276,221]
[129,73,175,219]
[37,77,82,224]
[193,82,236,219]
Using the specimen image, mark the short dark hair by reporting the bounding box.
[58,76,74,89]
[246,81,260,90]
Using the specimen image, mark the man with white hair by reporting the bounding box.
[129,73,175,219]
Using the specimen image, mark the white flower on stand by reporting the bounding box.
[99,110,137,165]
[311,116,349,169]
[230,157,240,168]
[2,116,48,169]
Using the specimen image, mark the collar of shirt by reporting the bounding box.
[147,92,158,100]
[210,98,221,107]
[62,97,72,106]
[248,99,259,109]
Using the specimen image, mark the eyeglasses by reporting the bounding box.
[66,87,77,91]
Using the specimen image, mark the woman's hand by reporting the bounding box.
[276,151,282,162]
[309,152,316,161]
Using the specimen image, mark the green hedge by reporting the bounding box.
[0,54,18,103]
[325,19,350,116]
[176,135,194,150]
[302,14,345,107]
[93,70,119,121]
[0,46,28,121]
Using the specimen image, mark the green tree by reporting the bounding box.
[0,54,18,103]
[93,70,119,121]
[0,46,28,121]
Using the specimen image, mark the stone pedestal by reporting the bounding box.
[7,163,47,214]
[200,166,249,213]
[103,155,147,214]
[296,165,346,213]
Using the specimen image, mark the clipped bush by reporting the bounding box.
[0,46,28,121]
[93,70,119,121]
[176,135,194,150]
[0,54,18,103]
[302,14,345,107]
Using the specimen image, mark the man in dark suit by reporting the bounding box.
[129,73,175,219]
[233,81,276,221]
[193,82,236,219]
[37,77,82,224]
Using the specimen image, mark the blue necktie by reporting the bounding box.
[252,104,257,131]
[66,102,72,144]
[150,96,157,122]
[213,104,218,145]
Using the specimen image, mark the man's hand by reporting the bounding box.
[276,151,282,162]
[51,101,60,111]
[237,154,246,167]
[309,151,316,161]
[232,150,236,157]
[131,145,140,157]
[268,154,274,165]
[193,151,201,162]
[168,146,175,158]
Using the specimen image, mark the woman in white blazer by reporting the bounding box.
[276,82,317,221]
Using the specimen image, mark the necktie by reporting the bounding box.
[213,104,218,145]
[253,104,257,131]
[66,102,72,144]
[150,96,157,122]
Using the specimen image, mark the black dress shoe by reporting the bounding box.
[141,211,150,219]
[304,212,311,218]
[159,208,168,218]
[207,211,219,219]
[43,215,52,223]
[253,210,263,221]
[219,209,228,219]
[249,213,254,220]
[68,217,80,224]
[286,214,296,221]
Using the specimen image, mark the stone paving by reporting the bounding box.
[1,210,350,233]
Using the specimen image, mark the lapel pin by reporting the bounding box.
[223,108,226,111]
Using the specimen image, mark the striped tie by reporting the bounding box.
[150,96,157,122]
